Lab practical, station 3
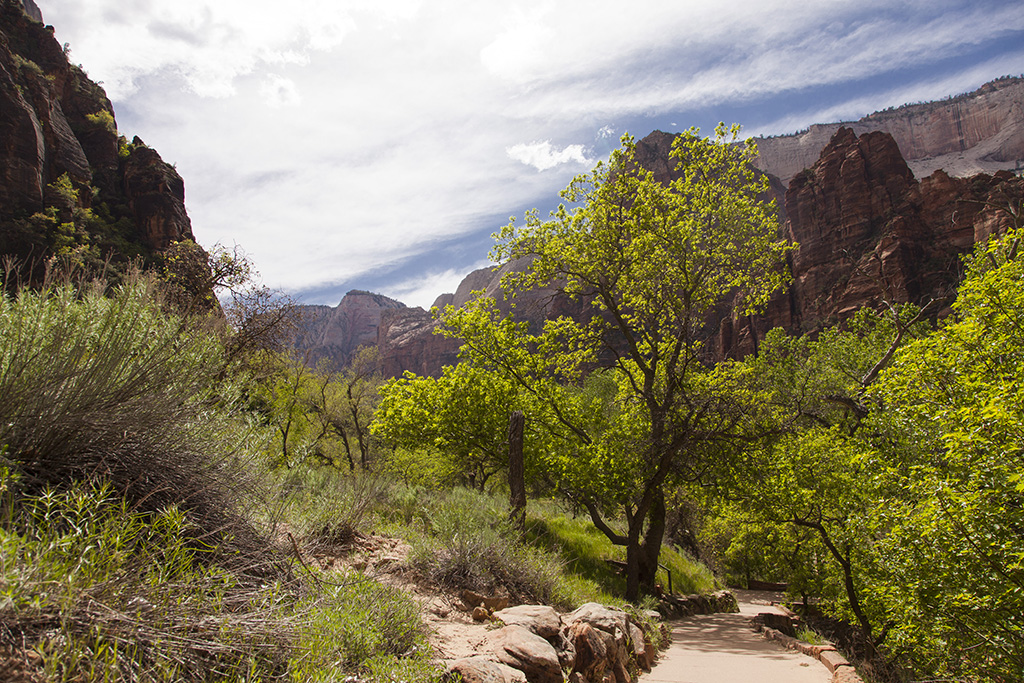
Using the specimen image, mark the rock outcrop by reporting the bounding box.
[720,127,1024,357]
[377,306,462,378]
[754,76,1024,184]
[294,290,407,367]
[0,0,193,264]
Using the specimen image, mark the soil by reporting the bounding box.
[313,532,499,663]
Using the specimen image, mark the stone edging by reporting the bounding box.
[756,625,865,683]
[657,590,739,619]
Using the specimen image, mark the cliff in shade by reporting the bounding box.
[754,76,1024,185]
[0,0,193,267]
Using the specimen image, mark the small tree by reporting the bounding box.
[441,127,791,598]
[372,363,526,490]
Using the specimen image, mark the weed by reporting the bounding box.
[796,624,828,646]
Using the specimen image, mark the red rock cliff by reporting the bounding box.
[0,0,193,262]
[295,290,408,368]
[720,127,1024,357]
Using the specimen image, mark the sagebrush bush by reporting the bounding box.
[0,271,441,682]
[0,274,271,576]
[401,488,564,605]
[272,467,390,550]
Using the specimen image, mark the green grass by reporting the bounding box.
[524,508,627,598]
[524,500,718,603]
[0,474,439,683]
[796,625,828,646]
[657,543,719,596]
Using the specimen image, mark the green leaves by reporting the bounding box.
[439,129,793,598]
[728,225,1024,678]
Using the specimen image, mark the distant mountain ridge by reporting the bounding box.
[754,76,1024,184]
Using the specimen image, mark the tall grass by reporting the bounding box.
[395,487,566,606]
[525,500,718,602]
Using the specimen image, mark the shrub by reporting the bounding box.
[0,474,440,683]
[0,274,272,577]
[403,488,564,605]
[0,476,293,682]
[272,467,390,551]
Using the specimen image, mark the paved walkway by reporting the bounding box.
[640,590,832,683]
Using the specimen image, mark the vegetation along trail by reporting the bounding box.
[642,591,831,683]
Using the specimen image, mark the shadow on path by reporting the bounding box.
[640,591,832,683]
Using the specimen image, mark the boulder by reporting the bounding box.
[566,603,630,639]
[567,621,607,683]
[461,589,509,613]
[627,622,649,671]
[494,605,563,640]
[489,625,563,683]
[448,656,528,683]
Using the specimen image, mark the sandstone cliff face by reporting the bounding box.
[370,256,587,378]
[377,307,461,378]
[0,0,193,261]
[720,127,1024,357]
[754,76,1024,184]
[294,290,407,368]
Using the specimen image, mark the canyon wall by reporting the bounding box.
[720,127,1023,358]
[0,0,193,264]
[294,290,408,368]
[754,76,1024,184]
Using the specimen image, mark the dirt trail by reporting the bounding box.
[640,590,832,683]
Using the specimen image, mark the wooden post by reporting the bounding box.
[508,410,526,532]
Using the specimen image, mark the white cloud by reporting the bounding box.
[259,74,301,107]
[31,0,1024,306]
[506,141,592,172]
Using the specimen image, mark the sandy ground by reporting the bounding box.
[639,590,832,683]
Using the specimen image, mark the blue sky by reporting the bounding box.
[35,0,1024,308]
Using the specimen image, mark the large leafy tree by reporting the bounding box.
[864,227,1024,679]
[441,127,791,598]
[723,225,1024,678]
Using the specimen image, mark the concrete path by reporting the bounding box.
[640,590,832,683]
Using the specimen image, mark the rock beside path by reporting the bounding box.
[445,592,740,683]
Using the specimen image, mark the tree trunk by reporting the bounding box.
[639,489,666,593]
[624,487,667,600]
[508,410,526,532]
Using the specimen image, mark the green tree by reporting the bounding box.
[440,127,791,598]
[722,223,1024,678]
[306,346,384,471]
[722,307,931,652]
[372,362,527,490]
[863,226,1024,679]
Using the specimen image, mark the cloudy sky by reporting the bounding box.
[35,0,1024,308]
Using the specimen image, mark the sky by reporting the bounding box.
[34,0,1024,309]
